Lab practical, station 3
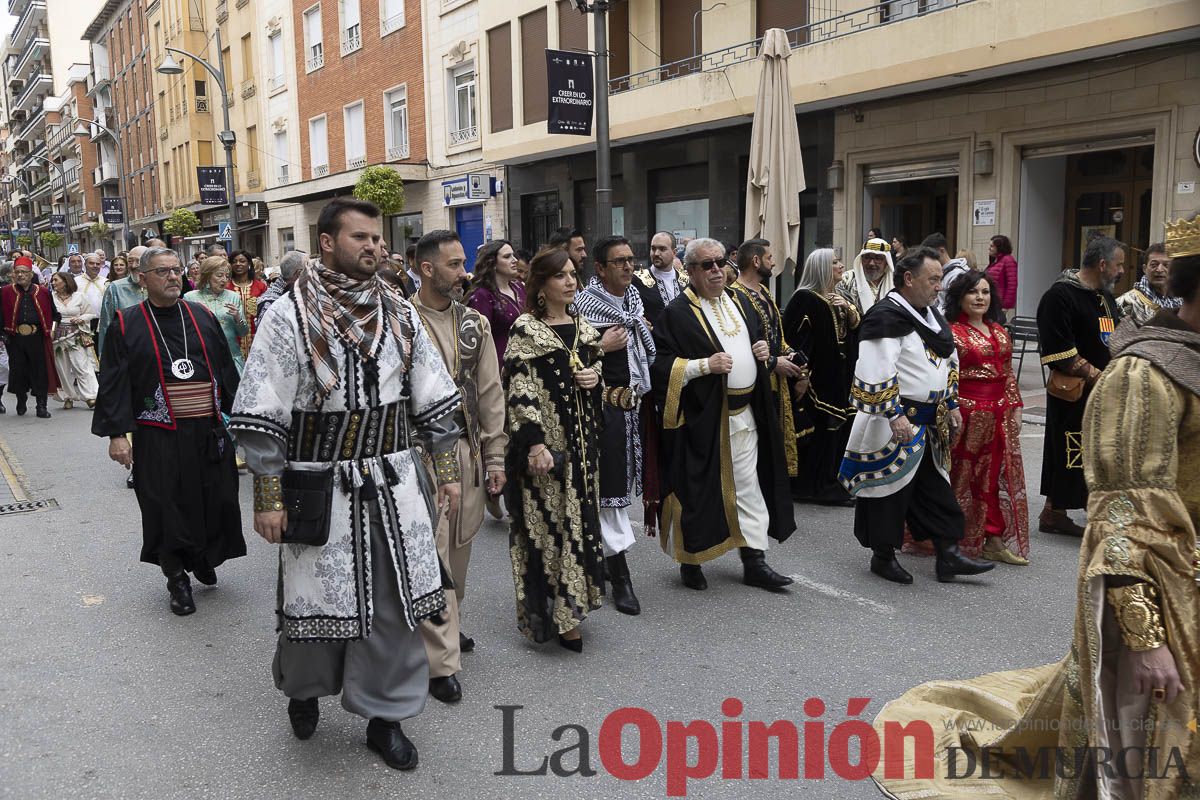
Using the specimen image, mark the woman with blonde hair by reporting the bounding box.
[184,256,250,373]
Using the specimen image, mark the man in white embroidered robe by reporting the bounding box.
[839,247,994,585]
[230,198,462,772]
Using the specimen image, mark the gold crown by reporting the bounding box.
[1164,214,1200,258]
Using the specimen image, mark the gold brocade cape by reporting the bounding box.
[871,311,1200,800]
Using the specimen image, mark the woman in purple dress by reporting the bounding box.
[466,240,527,366]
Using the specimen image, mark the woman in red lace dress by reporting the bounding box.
[946,270,1029,564]
[226,249,269,360]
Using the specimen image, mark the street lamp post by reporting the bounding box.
[157,27,239,250]
[73,116,131,250]
[26,153,73,252]
[573,1,612,241]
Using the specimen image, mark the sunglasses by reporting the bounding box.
[691,258,727,272]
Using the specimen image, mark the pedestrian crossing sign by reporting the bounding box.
[68,243,79,255]
[217,222,232,242]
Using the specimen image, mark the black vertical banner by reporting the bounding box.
[546,49,594,136]
[101,197,124,225]
[197,167,228,205]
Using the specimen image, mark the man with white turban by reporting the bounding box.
[836,238,895,316]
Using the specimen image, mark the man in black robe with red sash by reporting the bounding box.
[0,256,59,417]
[92,247,245,616]
[650,238,795,591]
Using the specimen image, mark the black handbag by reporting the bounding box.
[281,467,335,546]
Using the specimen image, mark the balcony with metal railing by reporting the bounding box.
[386,143,410,161]
[9,0,46,53]
[347,156,366,169]
[11,105,45,143]
[11,35,49,82]
[340,25,361,56]
[277,164,290,185]
[312,163,329,178]
[609,0,976,94]
[12,72,50,113]
[449,126,477,146]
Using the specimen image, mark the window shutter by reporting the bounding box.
[520,8,548,125]
[487,24,512,133]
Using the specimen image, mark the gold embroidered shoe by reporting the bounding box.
[981,547,1030,566]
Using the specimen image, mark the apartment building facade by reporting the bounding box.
[5,0,105,258]
[83,0,164,252]
[263,0,428,259]
[481,0,1200,305]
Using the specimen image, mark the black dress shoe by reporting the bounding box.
[557,634,583,653]
[739,548,794,590]
[605,552,641,615]
[192,565,217,586]
[126,472,135,489]
[34,400,50,419]
[166,572,195,615]
[429,675,462,703]
[15,394,26,416]
[680,563,707,591]
[870,553,914,585]
[934,540,996,582]
[287,697,319,740]
[366,719,419,770]
[458,632,475,653]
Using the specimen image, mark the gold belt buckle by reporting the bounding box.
[16,324,36,335]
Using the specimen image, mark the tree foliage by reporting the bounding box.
[352,166,405,216]
[15,234,32,248]
[39,231,64,250]
[163,208,201,236]
[90,221,111,238]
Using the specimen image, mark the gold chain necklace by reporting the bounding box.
[706,294,741,337]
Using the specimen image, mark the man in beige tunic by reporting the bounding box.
[412,230,507,704]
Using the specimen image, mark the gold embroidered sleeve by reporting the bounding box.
[663,357,689,430]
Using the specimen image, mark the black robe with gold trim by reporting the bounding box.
[649,287,796,564]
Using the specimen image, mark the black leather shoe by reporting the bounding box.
[287,697,319,740]
[15,394,26,416]
[429,674,462,703]
[870,552,914,585]
[739,548,794,590]
[680,563,707,591]
[192,565,217,586]
[167,572,195,615]
[606,553,641,615]
[126,472,135,489]
[34,399,50,419]
[557,634,583,653]
[367,719,418,770]
[459,632,475,653]
[934,540,995,582]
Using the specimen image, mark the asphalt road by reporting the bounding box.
[0,402,1086,800]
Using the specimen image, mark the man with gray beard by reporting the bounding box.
[1035,236,1125,536]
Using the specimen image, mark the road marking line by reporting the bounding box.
[786,573,895,616]
[0,433,29,502]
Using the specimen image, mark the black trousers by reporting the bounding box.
[7,332,48,399]
[853,453,964,551]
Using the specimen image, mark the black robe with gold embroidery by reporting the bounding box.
[503,313,606,642]
[649,288,796,564]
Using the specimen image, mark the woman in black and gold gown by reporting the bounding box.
[503,247,605,652]
[783,247,860,506]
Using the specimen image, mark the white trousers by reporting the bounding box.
[729,407,769,551]
[599,506,636,558]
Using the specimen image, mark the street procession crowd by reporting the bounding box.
[2,194,1199,797]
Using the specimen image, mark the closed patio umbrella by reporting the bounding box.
[744,28,805,277]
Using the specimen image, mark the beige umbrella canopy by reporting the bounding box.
[744,28,805,277]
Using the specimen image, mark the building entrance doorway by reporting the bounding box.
[864,175,958,252]
[1018,141,1154,315]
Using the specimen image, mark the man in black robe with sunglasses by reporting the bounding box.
[650,237,795,592]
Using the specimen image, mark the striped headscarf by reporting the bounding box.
[292,259,411,402]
